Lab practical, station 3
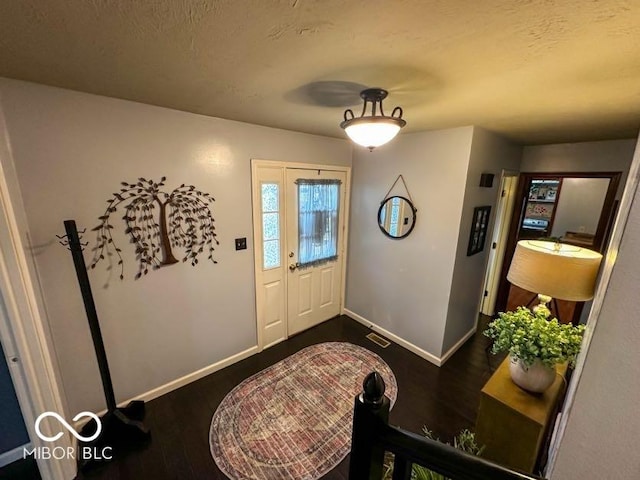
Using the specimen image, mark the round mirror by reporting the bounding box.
[378,196,417,239]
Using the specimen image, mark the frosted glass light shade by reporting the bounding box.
[343,119,402,149]
[508,240,603,301]
[340,88,406,149]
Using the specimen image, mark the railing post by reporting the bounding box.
[349,371,391,480]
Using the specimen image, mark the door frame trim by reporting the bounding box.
[251,159,351,351]
[479,170,519,317]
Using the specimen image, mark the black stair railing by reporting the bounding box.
[349,372,543,480]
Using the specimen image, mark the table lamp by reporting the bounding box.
[507,240,603,320]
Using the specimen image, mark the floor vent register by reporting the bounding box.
[366,332,391,348]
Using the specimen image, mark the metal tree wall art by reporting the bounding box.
[90,177,218,280]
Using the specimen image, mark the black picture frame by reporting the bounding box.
[467,206,491,256]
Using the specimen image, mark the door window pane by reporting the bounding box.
[263,240,280,270]
[261,183,280,270]
[296,179,341,268]
[262,212,279,241]
[261,183,279,212]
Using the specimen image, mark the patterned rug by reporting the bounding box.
[209,342,398,480]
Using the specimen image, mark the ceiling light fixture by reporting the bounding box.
[340,88,406,151]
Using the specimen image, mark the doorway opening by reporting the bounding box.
[494,171,621,323]
[0,335,30,469]
[0,157,75,480]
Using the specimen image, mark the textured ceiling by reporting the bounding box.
[0,0,639,144]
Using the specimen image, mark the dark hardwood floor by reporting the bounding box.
[2,314,502,480]
[0,457,39,480]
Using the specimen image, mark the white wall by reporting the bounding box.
[521,139,637,197]
[345,127,474,358]
[550,136,640,480]
[442,128,522,354]
[0,78,351,415]
[550,178,609,238]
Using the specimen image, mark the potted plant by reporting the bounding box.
[484,306,586,393]
[383,428,483,480]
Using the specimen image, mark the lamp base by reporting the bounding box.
[527,293,561,321]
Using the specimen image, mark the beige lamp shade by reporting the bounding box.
[507,240,603,302]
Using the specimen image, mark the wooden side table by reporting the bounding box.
[475,358,567,473]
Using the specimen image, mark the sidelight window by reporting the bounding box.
[261,183,280,270]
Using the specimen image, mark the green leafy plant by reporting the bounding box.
[484,306,586,368]
[383,429,483,480]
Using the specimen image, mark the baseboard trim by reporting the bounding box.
[343,308,442,367]
[132,344,260,403]
[262,337,286,352]
[439,326,477,365]
[0,443,31,468]
[75,345,259,429]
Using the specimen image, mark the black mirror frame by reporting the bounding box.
[377,195,417,240]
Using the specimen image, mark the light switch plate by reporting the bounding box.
[235,237,247,250]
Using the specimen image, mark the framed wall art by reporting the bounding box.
[467,205,491,256]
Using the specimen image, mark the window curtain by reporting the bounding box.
[296,178,341,268]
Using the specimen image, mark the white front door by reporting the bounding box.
[285,168,346,335]
[252,161,350,350]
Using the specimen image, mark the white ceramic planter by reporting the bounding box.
[509,355,556,393]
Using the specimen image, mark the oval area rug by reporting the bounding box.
[209,342,397,480]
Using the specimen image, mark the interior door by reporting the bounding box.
[480,174,518,316]
[286,168,346,335]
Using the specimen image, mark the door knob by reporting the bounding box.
[289,262,300,271]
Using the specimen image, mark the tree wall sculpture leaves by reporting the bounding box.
[90,177,219,280]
